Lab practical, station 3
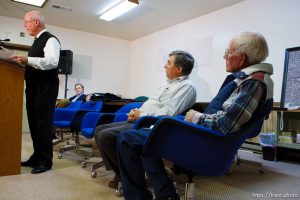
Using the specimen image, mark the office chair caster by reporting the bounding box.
[115,182,123,197]
[91,171,97,178]
[81,161,87,168]
[259,167,264,174]
[58,153,63,159]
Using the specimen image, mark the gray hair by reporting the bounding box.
[75,83,84,90]
[231,31,269,65]
[28,11,45,25]
[169,50,195,75]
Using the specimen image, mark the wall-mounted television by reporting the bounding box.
[280,46,300,109]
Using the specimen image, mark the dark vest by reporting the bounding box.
[204,72,273,134]
[25,31,60,85]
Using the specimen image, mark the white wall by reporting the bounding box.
[0,16,131,99]
[1,0,300,102]
[0,16,131,133]
[129,0,300,102]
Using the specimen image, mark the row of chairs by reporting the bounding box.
[53,100,143,174]
[53,97,272,199]
[54,101,103,144]
[81,101,143,176]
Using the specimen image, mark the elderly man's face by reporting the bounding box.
[224,43,245,73]
[24,13,39,37]
[224,41,247,73]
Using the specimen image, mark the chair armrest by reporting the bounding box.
[54,109,77,121]
[133,116,161,129]
[143,117,226,153]
[113,113,128,122]
[71,110,95,129]
[97,113,116,124]
[175,115,185,120]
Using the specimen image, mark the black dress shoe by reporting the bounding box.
[21,160,38,167]
[31,165,51,174]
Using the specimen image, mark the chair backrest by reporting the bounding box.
[112,102,143,122]
[134,96,149,102]
[115,102,143,114]
[246,98,273,139]
[54,101,83,127]
[66,101,83,109]
[79,101,103,112]
[54,106,82,128]
[81,112,103,139]
[81,102,143,139]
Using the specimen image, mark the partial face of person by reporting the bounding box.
[223,42,245,73]
[164,55,182,80]
[24,13,39,37]
[75,85,84,95]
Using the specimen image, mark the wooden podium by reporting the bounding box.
[0,59,24,176]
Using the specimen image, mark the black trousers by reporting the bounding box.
[25,81,58,167]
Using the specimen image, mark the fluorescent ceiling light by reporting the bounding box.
[99,0,139,21]
[11,0,48,7]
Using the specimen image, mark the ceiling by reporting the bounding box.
[0,0,244,41]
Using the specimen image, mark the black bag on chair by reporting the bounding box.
[90,93,121,102]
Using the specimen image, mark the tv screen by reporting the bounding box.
[280,46,300,109]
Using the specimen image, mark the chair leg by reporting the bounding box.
[115,182,123,197]
[236,158,264,173]
[52,127,62,146]
[235,151,264,174]
[58,131,80,159]
[60,128,64,142]
[90,161,105,178]
[184,176,195,200]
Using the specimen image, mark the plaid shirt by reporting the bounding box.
[195,79,265,134]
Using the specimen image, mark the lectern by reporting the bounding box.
[0,59,24,176]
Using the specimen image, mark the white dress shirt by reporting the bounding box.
[140,75,197,117]
[27,29,60,70]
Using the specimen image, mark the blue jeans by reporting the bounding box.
[117,129,177,200]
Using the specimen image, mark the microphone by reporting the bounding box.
[0,39,10,42]
[0,39,10,47]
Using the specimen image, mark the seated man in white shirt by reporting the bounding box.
[94,50,197,189]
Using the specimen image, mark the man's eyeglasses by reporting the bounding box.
[224,49,233,56]
[224,48,240,56]
[24,20,36,24]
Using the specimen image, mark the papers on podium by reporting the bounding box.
[0,46,19,66]
[0,46,14,61]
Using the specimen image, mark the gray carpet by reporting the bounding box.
[0,133,299,200]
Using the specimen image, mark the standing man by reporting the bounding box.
[11,11,60,174]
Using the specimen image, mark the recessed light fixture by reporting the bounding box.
[99,0,139,21]
[11,0,48,7]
